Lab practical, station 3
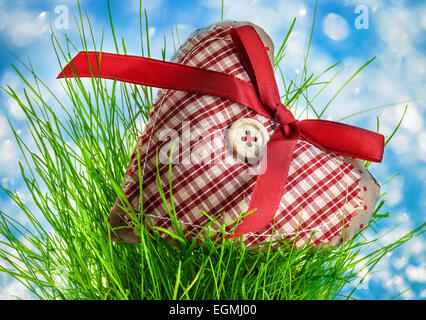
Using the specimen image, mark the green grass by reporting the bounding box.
[0,1,424,300]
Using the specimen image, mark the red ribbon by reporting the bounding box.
[58,25,384,238]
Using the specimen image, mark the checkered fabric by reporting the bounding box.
[115,21,363,248]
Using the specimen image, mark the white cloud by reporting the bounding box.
[365,252,417,299]
[13,190,27,205]
[0,70,20,90]
[405,238,425,256]
[383,178,403,207]
[0,278,35,299]
[0,234,30,275]
[400,105,423,133]
[282,28,309,71]
[380,225,411,246]
[5,97,26,120]
[322,13,350,41]
[375,6,424,58]
[384,274,405,290]
[1,176,14,188]
[204,0,286,35]
[394,211,411,225]
[0,9,6,30]
[0,10,49,47]
[0,114,10,137]
[422,7,426,30]
[1,71,27,120]
[401,50,426,85]
[392,256,408,270]
[388,133,409,155]
[382,272,414,299]
[276,1,312,28]
[0,138,20,176]
[379,104,423,160]
[401,288,414,299]
[405,265,426,282]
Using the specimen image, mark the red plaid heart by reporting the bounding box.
[107,21,378,248]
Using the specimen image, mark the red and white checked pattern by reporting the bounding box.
[119,22,362,247]
[244,142,361,247]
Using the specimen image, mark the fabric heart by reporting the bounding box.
[59,20,382,248]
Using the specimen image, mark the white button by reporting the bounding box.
[227,118,269,162]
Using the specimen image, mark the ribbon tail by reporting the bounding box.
[298,119,384,162]
[57,51,272,119]
[228,130,298,238]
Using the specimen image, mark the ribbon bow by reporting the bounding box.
[58,25,384,238]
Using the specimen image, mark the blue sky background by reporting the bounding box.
[0,0,425,299]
